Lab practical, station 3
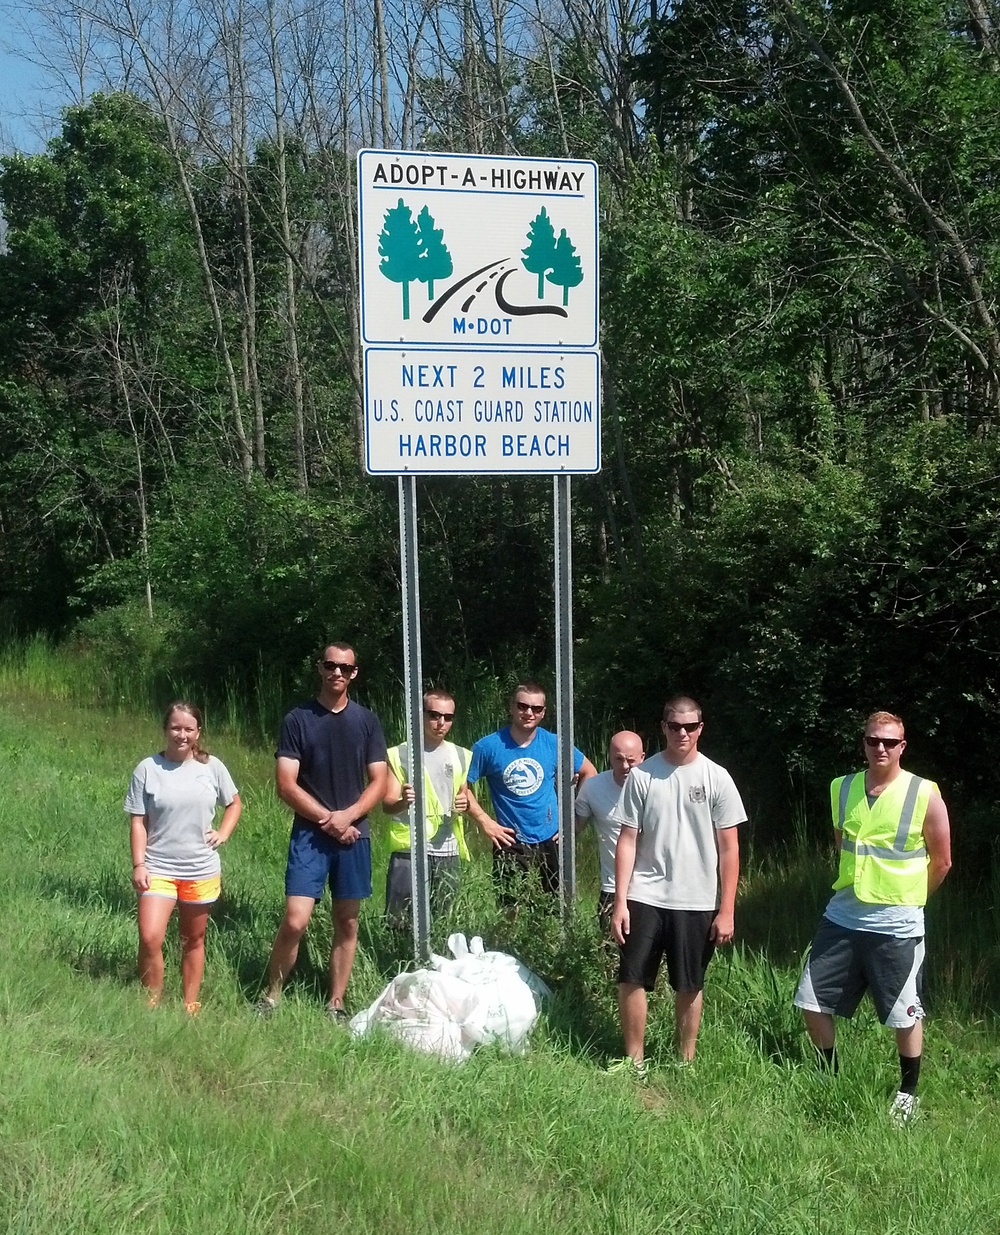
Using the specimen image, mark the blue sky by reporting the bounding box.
[1,19,68,154]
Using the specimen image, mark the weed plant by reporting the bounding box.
[1,659,1000,1233]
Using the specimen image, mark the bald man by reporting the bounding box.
[575,731,645,926]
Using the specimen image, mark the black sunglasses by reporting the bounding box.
[515,701,545,714]
[425,710,455,722]
[865,736,903,749]
[664,720,701,733]
[321,660,356,674]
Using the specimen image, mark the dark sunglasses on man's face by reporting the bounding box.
[515,701,545,714]
[425,710,455,722]
[664,720,701,733]
[321,660,356,674]
[865,735,903,749]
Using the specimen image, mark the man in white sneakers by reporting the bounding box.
[383,689,471,928]
[794,711,952,1126]
[611,696,745,1074]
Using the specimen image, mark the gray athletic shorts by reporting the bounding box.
[793,917,925,1028]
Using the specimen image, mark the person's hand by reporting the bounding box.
[453,788,468,813]
[611,902,630,946]
[319,809,360,844]
[206,829,226,849]
[401,783,416,807]
[132,862,150,893]
[479,816,516,849]
[710,910,734,945]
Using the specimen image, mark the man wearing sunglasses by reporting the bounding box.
[383,689,471,927]
[610,696,746,1075]
[258,642,387,1021]
[794,711,951,1126]
[465,681,596,903]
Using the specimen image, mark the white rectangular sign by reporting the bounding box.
[364,347,600,474]
[358,150,598,349]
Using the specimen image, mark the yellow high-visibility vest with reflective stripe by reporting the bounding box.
[831,769,936,905]
[386,741,471,860]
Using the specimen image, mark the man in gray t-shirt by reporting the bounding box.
[575,730,644,925]
[610,696,746,1072]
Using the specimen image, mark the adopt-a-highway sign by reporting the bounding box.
[363,347,600,475]
[358,150,598,350]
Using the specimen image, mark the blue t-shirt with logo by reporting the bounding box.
[467,727,584,844]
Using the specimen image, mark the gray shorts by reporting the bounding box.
[793,917,925,1028]
[384,850,460,926]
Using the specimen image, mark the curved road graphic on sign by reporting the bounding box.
[423,259,570,323]
[494,268,568,318]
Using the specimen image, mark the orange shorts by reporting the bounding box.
[143,874,221,905]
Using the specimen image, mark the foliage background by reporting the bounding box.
[3,0,1000,856]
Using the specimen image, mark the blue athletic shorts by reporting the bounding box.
[284,823,372,901]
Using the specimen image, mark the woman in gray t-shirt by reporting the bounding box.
[125,701,241,1014]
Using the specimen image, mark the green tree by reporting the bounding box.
[415,205,452,300]
[547,229,584,306]
[378,199,422,319]
[521,208,557,298]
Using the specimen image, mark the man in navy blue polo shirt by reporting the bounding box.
[258,641,387,1020]
[464,680,595,904]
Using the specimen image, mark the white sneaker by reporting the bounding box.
[889,1090,920,1127]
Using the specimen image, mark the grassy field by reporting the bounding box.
[2,656,1000,1233]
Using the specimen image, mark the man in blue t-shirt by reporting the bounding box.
[258,641,387,1021]
[465,680,596,903]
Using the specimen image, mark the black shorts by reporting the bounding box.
[597,890,614,930]
[492,838,560,903]
[617,901,716,993]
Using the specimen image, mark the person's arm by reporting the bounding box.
[321,761,389,840]
[574,755,597,791]
[207,794,242,848]
[923,789,952,896]
[611,824,637,944]
[130,815,150,892]
[276,756,334,826]
[383,764,414,815]
[464,781,516,848]
[711,825,740,944]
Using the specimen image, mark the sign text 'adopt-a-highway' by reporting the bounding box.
[357,150,598,350]
[358,150,600,474]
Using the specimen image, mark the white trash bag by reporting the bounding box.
[349,933,551,1061]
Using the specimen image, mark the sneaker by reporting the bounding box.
[605,1056,649,1084]
[889,1090,920,1127]
[325,1004,349,1024]
[254,995,278,1020]
[145,992,162,1010]
[184,1001,201,1018]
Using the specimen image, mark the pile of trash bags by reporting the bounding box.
[349,933,551,1061]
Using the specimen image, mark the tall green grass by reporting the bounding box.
[2,655,1000,1233]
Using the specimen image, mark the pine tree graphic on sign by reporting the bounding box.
[547,228,584,306]
[521,207,558,299]
[415,205,453,300]
[378,199,422,319]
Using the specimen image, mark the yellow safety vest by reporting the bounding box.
[830,769,936,906]
[386,741,471,860]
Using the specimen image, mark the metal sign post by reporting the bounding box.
[399,475,431,961]
[554,474,576,915]
[359,150,601,951]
